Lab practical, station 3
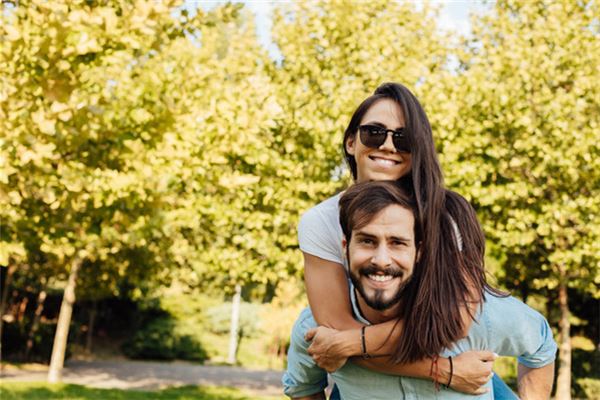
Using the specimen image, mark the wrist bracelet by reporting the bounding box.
[360,326,371,359]
[445,355,453,389]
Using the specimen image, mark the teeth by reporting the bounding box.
[368,274,393,282]
[373,158,397,166]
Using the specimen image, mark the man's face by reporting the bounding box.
[346,204,418,311]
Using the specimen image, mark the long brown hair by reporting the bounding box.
[343,82,505,363]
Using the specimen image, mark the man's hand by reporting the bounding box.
[305,326,349,372]
[441,351,497,395]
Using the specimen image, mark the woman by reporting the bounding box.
[295,82,515,397]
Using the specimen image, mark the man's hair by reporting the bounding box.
[342,82,505,363]
[339,180,420,245]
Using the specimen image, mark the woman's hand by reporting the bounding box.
[442,350,497,395]
[305,326,352,373]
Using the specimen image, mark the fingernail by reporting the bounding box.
[493,352,499,358]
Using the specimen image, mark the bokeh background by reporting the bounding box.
[1,0,598,399]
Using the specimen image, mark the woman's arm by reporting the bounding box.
[303,252,493,394]
[304,253,359,329]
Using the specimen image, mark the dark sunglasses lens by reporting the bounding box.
[392,134,410,153]
[359,126,386,149]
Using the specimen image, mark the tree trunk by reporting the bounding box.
[555,273,571,400]
[25,287,48,360]
[85,300,97,354]
[0,264,17,368]
[17,296,29,322]
[48,258,81,383]
[227,284,241,364]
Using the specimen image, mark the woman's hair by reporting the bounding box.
[343,82,504,363]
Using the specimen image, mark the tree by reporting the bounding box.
[440,1,600,397]
[0,0,213,381]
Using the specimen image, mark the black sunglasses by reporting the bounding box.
[358,124,410,153]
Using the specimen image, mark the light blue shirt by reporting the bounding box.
[282,290,557,399]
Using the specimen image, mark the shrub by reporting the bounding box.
[3,319,75,363]
[205,302,261,338]
[576,378,600,399]
[122,316,207,361]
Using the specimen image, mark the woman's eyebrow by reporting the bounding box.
[363,121,404,130]
[362,121,387,128]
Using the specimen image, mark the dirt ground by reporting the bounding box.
[0,360,284,396]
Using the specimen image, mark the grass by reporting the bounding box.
[0,382,285,400]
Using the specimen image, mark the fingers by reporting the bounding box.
[472,387,491,396]
[477,351,499,362]
[474,372,495,387]
[305,328,317,342]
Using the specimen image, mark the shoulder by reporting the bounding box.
[290,307,318,348]
[482,293,557,366]
[297,193,344,264]
[299,193,341,230]
[484,293,539,315]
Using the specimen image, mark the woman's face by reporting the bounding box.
[346,98,412,183]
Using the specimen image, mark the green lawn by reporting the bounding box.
[0,382,285,400]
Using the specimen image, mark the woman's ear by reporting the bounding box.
[345,134,356,156]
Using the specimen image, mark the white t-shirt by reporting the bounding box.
[297,193,345,266]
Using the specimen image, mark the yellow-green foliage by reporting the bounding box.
[0,0,219,293]
[438,0,599,296]
[1,2,598,390]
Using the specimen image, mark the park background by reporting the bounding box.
[0,0,598,399]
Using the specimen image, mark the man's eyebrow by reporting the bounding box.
[388,235,412,243]
[354,231,412,242]
[353,231,377,239]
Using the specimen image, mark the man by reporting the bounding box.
[283,181,556,399]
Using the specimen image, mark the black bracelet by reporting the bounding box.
[445,356,454,389]
[361,326,371,359]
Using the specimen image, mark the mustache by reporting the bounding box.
[359,264,404,278]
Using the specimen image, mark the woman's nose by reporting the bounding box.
[378,132,396,152]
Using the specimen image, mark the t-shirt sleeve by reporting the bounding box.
[297,205,343,264]
[282,308,328,397]
[491,296,557,368]
[516,314,557,368]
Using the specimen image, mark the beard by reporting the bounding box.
[349,264,411,311]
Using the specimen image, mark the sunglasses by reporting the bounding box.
[358,124,411,153]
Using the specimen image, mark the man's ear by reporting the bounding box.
[345,134,356,156]
[342,238,347,251]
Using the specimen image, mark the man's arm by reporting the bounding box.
[282,308,329,399]
[517,362,555,400]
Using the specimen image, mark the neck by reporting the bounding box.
[355,288,402,325]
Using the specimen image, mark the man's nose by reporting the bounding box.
[371,245,392,267]
[378,132,396,152]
